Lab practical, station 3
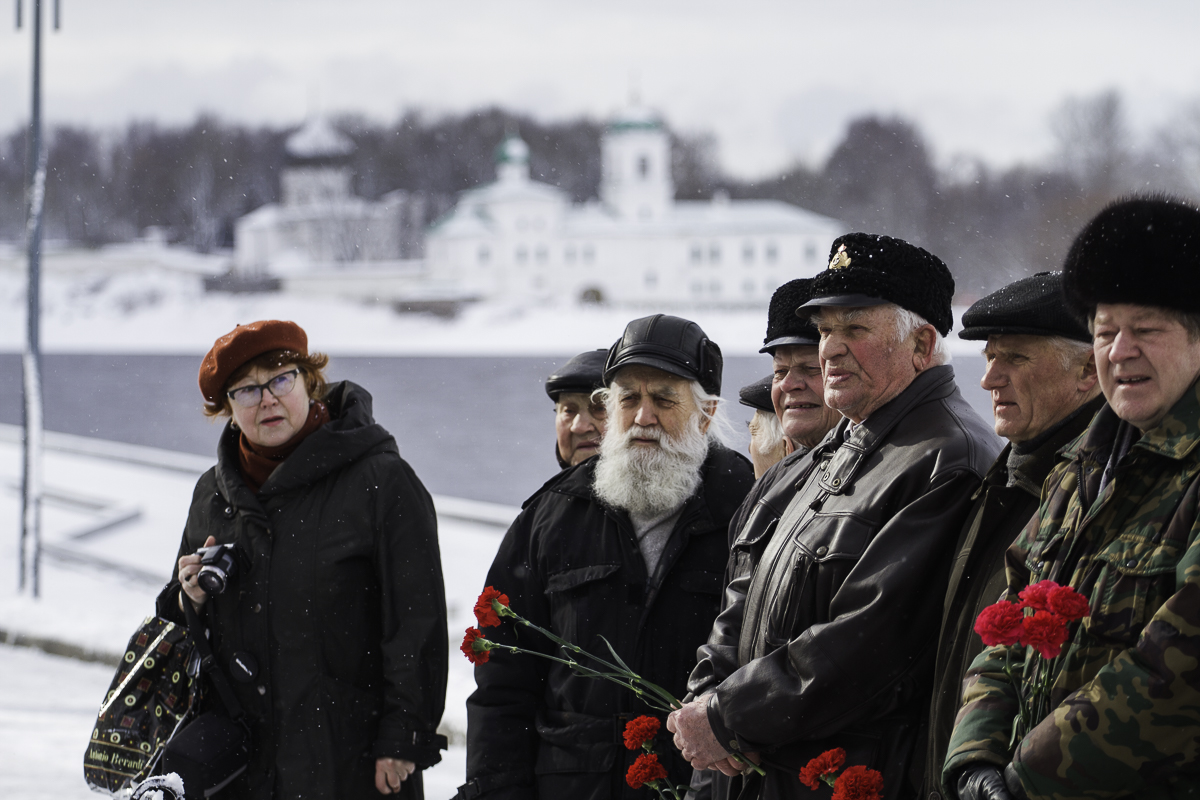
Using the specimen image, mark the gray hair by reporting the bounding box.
[891,306,951,365]
[748,409,786,457]
[1044,336,1094,370]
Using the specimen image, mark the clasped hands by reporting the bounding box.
[666,697,760,777]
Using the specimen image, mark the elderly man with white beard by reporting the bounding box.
[455,314,756,800]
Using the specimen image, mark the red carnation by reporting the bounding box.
[1021,610,1070,658]
[1018,580,1058,612]
[800,748,847,790]
[626,752,668,789]
[460,627,494,665]
[974,600,1024,647]
[1047,585,1090,621]
[623,715,662,750]
[474,586,510,629]
[831,764,885,800]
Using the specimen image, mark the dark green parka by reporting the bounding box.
[943,382,1200,800]
[157,381,447,800]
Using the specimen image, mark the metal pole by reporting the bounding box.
[20,0,45,598]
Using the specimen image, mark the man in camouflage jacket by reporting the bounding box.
[943,197,1200,800]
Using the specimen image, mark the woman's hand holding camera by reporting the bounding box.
[177,535,217,610]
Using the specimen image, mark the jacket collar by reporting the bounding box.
[1001,393,1107,495]
[1065,377,1200,464]
[214,380,395,504]
[814,365,957,494]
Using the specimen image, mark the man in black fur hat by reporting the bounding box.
[923,272,1104,800]
[945,197,1200,800]
[672,233,1001,800]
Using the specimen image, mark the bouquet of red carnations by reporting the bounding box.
[973,579,1090,744]
[462,586,765,776]
[799,748,884,800]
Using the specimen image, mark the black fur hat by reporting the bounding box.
[799,232,955,336]
[1062,195,1200,321]
[760,279,820,354]
[960,272,1091,343]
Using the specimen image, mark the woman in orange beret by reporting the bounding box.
[158,320,447,800]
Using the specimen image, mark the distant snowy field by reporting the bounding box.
[0,265,984,357]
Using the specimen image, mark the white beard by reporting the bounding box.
[592,415,709,518]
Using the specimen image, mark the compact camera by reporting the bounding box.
[196,543,241,596]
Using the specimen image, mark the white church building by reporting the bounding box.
[426,103,846,306]
[233,117,423,276]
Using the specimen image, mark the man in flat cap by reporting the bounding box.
[672,233,1001,800]
[739,376,788,479]
[944,197,1200,800]
[456,315,755,800]
[923,272,1104,800]
[545,349,609,469]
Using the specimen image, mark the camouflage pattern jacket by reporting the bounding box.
[943,381,1200,800]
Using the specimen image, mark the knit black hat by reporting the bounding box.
[798,232,955,335]
[959,272,1090,343]
[738,375,774,413]
[760,279,820,354]
[604,314,723,396]
[545,349,608,400]
[1063,195,1200,321]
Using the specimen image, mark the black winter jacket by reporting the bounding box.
[156,381,447,800]
[688,366,1002,800]
[458,444,755,800]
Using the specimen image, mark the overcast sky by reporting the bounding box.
[2,0,1199,178]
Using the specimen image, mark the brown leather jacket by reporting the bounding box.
[688,366,1001,800]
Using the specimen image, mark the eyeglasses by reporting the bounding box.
[226,369,300,408]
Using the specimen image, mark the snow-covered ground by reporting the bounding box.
[0,428,508,799]
[0,263,985,358]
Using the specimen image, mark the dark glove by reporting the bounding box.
[956,765,1013,800]
[1003,764,1029,800]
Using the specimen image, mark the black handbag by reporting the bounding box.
[84,613,199,793]
[84,591,249,798]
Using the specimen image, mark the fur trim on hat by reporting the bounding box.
[1062,194,1200,321]
[809,233,955,335]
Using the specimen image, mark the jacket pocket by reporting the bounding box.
[533,709,616,775]
[1087,535,1182,646]
[543,563,621,645]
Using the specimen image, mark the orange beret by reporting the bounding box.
[199,320,308,403]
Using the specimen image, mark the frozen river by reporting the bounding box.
[0,353,991,506]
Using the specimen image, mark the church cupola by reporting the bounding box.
[600,100,673,221]
[281,116,356,207]
[495,135,531,184]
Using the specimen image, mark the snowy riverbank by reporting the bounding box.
[0,426,509,799]
[0,264,984,357]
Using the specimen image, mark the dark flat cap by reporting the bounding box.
[798,232,955,335]
[959,272,1090,343]
[761,279,820,353]
[545,349,608,400]
[1063,195,1200,321]
[738,375,774,413]
[604,314,722,396]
